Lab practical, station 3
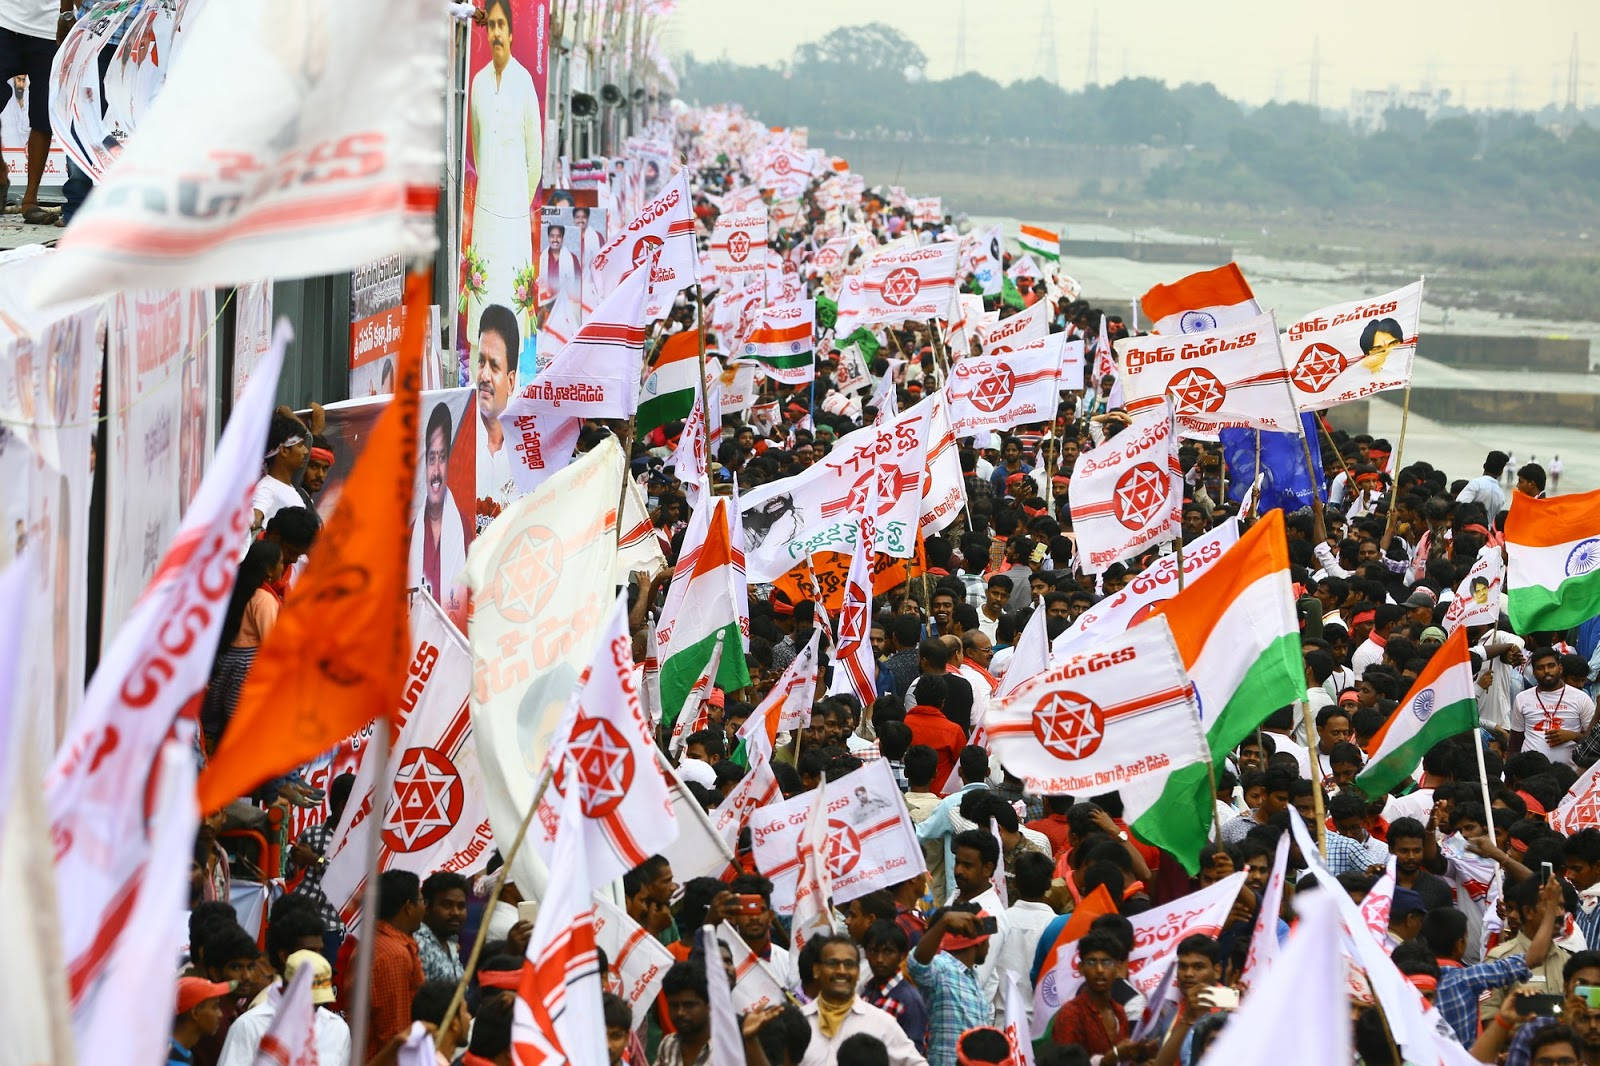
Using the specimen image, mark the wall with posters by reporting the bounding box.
[350,255,406,397]
[101,288,217,651]
[457,0,550,381]
[232,281,275,404]
[312,387,478,631]
[0,252,99,749]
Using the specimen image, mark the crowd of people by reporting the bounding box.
[164,106,1600,1066]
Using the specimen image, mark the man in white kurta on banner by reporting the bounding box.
[466,0,541,342]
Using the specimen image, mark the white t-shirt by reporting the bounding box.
[0,0,57,39]
[1510,684,1596,766]
[251,475,304,529]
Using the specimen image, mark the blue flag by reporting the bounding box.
[1221,412,1325,515]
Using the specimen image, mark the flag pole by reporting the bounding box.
[438,762,557,1036]
[1300,700,1328,858]
[1387,383,1413,515]
[345,716,391,1065]
[1295,416,1325,506]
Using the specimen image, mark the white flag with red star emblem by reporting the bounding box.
[790,773,835,953]
[709,210,768,286]
[321,592,489,924]
[826,495,878,706]
[589,167,700,321]
[976,294,1050,356]
[1280,281,1423,413]
[1551,761,1600,836]
[748,759,925,913]
[512,774,608,1066]
[1116,311,1299,439]
[1068,407,1183,573]
[833,242,959,334]
[944,338,1061,439]
[592,896,675,1026]
[990,616,1207,825]
[716,923,792,1009]
[465,439,622,899]
[534,593,678,891]
[738,398,932,580]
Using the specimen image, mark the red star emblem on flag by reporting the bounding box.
[1290,342,1347,393]
[1032,690,1107,760]
[1112,462,1169,531]
[563,716,635,818]
[970,362,1015,413]
[728,230,750,262]
[772,153,792,175]
[825,819,863,876]
[880,267,922,307]
[495,526,562,623]
[1168,367,1227,415]
[632,234,664,268]
[383,747,464,853]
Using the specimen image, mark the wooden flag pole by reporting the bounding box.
[1387,383,1413,515]
[1300,700,1329,858]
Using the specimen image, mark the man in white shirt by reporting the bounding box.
[1511,646,1596,767]
[727,874,797,991]
[994,852,1056,1029]
[474,305,519,531]
[800,936,929,1066]
[217,950,351,1066]
[1351,604,1401,679]
[1456,450,1510,519]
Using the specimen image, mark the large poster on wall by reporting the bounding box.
[457,0,549,393]
[0,251,99,748]
[313,387,478,631]
[102,289,216,650]
[351,255,406,397]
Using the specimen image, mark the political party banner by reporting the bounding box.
[1442,544,1505,633]
[1057,336,1087,393]
[920,396,968,536]
[717,363,759,417]
[101,289,216,649]
[232,281,275,404]
[351,255,407,396]
[1031,872,1246,1035]
[0,253,99,746]
[539,202,609,330]
[320,593,489,923]
[314,387,478,629]
[944,339,1060,439]
[1068,409,1182,573]
[833,242,959,333]
[709,210,768,286]
[1117,312,1299,439]
[758,144,815,199]
[3,86,67,192]
[594,897,674,1028]
[590,167,699,322]
[1280,281,1424,412]
[35,0,445,304]
[749,759,925,913]
[458,0,550,375]
[771,551,911,618]
[833,341,873,395]
[717,923,791,1010]
[912,197,942,226]
[965,225,1004,297]
[739,399,931,581]
[978,298,1050,356]
[1054,519,1240,654]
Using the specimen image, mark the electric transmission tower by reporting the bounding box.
[1085,9,1099,88]
[1035,0,1059,86]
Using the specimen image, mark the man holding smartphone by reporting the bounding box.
[1474,951,1600,1065]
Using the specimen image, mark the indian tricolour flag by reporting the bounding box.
[740,303,815,385]
[1155,509,1304,769]
[655,498,752,729]
[638,330,705,437]
[1140,262,1259,336]
[1355,628,1477,799]
[1017,223,1060,263]
[1506,488,1600,633]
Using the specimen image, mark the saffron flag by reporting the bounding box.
[512,778,608,1066]
[1118,312,1300,438]
[1030,872,1246,1036]
[465,439,622,899]
[48,319,285,1020]
[833,242,959,333]
[1068,407,1182,573]
[944,339,1061,439]
[1280,281,1423,412]
[1139,263,1260,337]
[535,594,678,892]
[1356,628,1478,799]
[1016,223,1060,263]
[589,167,699,321]
[34,0,445,304]
[198,273,429,812]
[1442,544,1505,634]
[655,499,752,729]
[1505,488,1600,633]
[990,616,1213,872]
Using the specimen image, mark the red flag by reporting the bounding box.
[197,271,430,812]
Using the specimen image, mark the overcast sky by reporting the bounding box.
[662,0,1600,111]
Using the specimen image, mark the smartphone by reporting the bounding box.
[1199,986,1240,1011]
[1577,986,1600,1011]
[1541,861,1555,886]
[516,900,539,926]
[1518,993,1563,1017]
[974,915,999,936]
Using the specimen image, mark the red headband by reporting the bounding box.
[477,969,520,991]
[1350,610,1376,627]
[309,446,335,466]
[1460,524,1491,538]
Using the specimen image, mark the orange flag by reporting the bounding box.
[197,271,430,813]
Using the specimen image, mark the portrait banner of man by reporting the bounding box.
[458,0,550,377]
